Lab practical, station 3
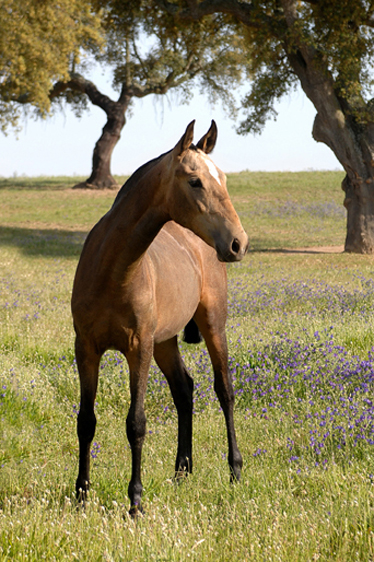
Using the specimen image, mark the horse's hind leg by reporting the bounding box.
[154,337,194,477]
[75,336,102,500]
[194,310,243,482]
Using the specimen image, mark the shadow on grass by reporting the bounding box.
[0,226,86,258]
[0,177,86,190]
[248,236,345,254]
[0,176,129,191]
[249,246,345,255]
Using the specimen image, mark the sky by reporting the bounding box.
[0,73,342,178]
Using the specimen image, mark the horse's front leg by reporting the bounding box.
[208,329,243,482]
[195,312,243,482]
[125,339,153,515]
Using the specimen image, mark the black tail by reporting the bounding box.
[183,318,202,344]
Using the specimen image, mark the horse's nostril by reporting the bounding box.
[231,238,240,255]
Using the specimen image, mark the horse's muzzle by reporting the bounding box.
[217,233,248,263]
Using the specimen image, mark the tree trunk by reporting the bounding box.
[50,74,131,190]
[341,174,374,253]
[74,103,127,190]
[311,108,374,252]
[280,0,374,253]
[308,92,374,253]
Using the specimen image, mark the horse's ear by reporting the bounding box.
[196,120,217,154]
[173,120,195,160]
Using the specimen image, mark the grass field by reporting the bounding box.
[2,171,374,560]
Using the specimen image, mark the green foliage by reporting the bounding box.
[236,0,374,132]
[0,0,248,130]
[0,0,102,132]
[158,0,374,134]
[59,2,248,118]
[235,1,297,134]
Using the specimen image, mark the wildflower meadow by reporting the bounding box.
[1,172,374,560]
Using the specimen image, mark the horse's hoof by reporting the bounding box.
[129,503,144,518]
[174,468,189,484]
[75,495,87,513]
[230,465,242,483]
[76,486,89,503]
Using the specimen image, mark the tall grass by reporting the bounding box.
[1,172,374,560]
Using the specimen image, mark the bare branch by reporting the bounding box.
[50,73,130,113]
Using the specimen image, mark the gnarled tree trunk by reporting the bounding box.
[74,100,128,190]
[307,85,374,252]
[311,109,374,253]
[51,74,131,190]
[281,0,374,253]
[341,167,374,254]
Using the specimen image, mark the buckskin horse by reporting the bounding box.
[71,120,248,514]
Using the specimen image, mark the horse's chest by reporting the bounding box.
[107,229,203,343]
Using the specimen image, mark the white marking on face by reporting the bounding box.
[203,155,221,186]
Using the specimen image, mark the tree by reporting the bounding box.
[157,0,374,254]
[0,0,101,132]
[50,2,246,189]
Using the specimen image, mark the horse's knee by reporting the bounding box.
[77,409,96,443]
[126,409,147,445]
[185,369,194,396]
[178,375,194,411]
[214,377,234,408]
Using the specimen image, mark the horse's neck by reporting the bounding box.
[103,167,169,279]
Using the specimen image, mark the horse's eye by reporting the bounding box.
[188,178,203,188]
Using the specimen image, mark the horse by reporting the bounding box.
[71,120,248,514]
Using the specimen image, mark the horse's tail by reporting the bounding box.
[183,318,203,344]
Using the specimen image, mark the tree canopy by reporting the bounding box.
[52,1,246,116]
[236,0,374,136]
[47,1,248,188]
[1,0,247,188]
[5,0,374,251]
[157,0,374,134]
[0,0,102,132]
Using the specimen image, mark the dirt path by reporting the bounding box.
[281,245,345,254]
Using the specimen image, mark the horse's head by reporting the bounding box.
[165,120,248,262]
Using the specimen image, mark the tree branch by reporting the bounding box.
[50,73,130,114]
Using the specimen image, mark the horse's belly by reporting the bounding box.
[153,282,200,343]
[148,228,202,343]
